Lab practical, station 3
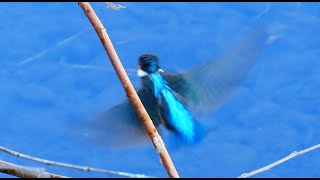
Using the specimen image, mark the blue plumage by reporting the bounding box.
[148,73,206,143]
[78,27,268,148]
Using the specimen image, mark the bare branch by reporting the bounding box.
[238,143,320,178]
[0,160,68,178]
[78,2,179,178]
[0,146,153,178]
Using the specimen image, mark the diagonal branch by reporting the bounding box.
[238,143,320,178]
[77,2,180,178]
[0,160,68,178]
[0,146,152,178]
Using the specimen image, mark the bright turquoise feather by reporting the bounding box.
[149,73,205,143]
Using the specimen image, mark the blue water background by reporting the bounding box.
[0,2,319,178]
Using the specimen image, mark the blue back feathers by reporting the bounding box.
[149,73,206,144]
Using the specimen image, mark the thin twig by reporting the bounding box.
[238,143,320,178]
[0,146,153,178]
[17,29,89,66]
[78,2,180,178]
[0,160,68,178]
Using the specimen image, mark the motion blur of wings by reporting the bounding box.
[77,26,268,148]
[169,26,268,112]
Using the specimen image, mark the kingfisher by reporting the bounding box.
[136,53,207,144]
[78,27,268,148]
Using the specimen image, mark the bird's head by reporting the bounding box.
[137,53,163,77]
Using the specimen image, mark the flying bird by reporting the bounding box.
[77,27,268,148]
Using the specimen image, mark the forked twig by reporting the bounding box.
[0,146,152,178]
[78,2,179,178]
[0,160,68,178]
[238,143,320,178]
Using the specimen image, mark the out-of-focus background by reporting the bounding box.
[0,2,319,178]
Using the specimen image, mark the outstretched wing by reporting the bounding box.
[76,88,161,148]
[164,27,268,113]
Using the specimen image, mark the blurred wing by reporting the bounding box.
[77,88,161,148]
[165,27,268,113]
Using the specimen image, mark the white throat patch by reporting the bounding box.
[137,69,165,77]
[137,69,148,77]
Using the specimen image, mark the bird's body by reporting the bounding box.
[139,65,206,143]
[77,27,268,148]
